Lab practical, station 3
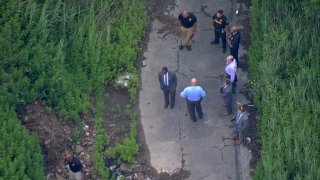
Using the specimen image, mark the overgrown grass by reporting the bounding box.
[249,0,320,179]
[0,0,148,178]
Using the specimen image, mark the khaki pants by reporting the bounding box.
[180,27,194,46]
[69,168,82,180]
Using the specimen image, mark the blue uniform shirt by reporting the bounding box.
[180,86,206,101]
[178,13,197,28]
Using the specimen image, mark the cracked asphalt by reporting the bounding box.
[139,0,252,179]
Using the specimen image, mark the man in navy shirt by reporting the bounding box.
[177,10,197,51]
[180,78,206,122]
[228,25,241,65]
[211,10,229,53]
[66,154,83,180]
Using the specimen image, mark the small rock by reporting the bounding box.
[55,174,66,180]
[119,163,132,174]
[142,60,147,67]
[87,147,94,152]
[75,145,85,154]
[44,139,51,145]
[135,172,145,180]
[46,173,54,180]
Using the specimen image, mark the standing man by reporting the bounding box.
[220,79,233,116]
[65,153,83,180]
[177,10,197,51]
[231,106,249,145]
[158,66,177,109]
[228,25,241,65]
[180,78,206,122]
[225,55,237,94]
[211,10,229,53]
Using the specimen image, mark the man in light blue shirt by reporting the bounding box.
[180,78,206,122]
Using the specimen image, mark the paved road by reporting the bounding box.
[139,0,251,179]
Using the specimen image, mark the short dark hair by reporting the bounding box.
[217,10,223,14]
[162,66,168,72]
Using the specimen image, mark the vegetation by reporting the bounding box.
[94,87,110,179]
[249,0,320,179]
[0,0,148,178]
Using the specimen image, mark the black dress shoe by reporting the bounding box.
[222,49,226,53]
[199,115,203,119]
[186,45,192,51]
[210,41,219,45]
[164,104,169,109]
[192,118,197,122]
[170,104,174,109]
[179,44,184,50]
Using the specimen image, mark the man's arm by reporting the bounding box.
[221,17,229,33]
[200,87,206,97]
[158,73,164,89]
[180,88,187,98]
[192,22,197,34]
[232,33,240,48]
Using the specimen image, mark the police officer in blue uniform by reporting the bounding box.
[211,10,229,53]
[228,25,241,65]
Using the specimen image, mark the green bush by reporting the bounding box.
[249,0,320,179]
[1,0,148,178]
[0,108,45,179]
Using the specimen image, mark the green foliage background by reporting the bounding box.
[0,0,148,178]
[249,0,320,179]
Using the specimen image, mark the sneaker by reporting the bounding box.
[179,44,184,50]
[186,45,192,51]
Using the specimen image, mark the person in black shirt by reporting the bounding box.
[177,10,197,51]
[228,25,241,65]
[66,154,83,180]
[211,10,229,53]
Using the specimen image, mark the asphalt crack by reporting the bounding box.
[178,117,186,169]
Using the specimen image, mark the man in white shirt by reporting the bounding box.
[225,55,237,93]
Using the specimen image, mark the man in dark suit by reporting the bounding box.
[220,79,233,116]
[158,66,177,109]
[231,105,249,144]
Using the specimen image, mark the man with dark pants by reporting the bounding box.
[180,78,206,122]
[225,55,237,94]
[158,66,177,109]
[228,25,241,65]
[177,10,197,51]
[231,105,249,145]
[211,10,229,53]
[220,79,233,116]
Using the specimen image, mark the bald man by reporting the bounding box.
[180,78,206,122]
[228,25,241,65]
[177,10,197,51]
[225,55,237,94]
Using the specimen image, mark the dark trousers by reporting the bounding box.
[163,87,175,105]
[214,30,227,51]
[232,75,237,94]
[186,99,203,121]
[230,47,239,65]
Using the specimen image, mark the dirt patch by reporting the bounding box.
[17,101,96,179]
[104,86,131,144]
